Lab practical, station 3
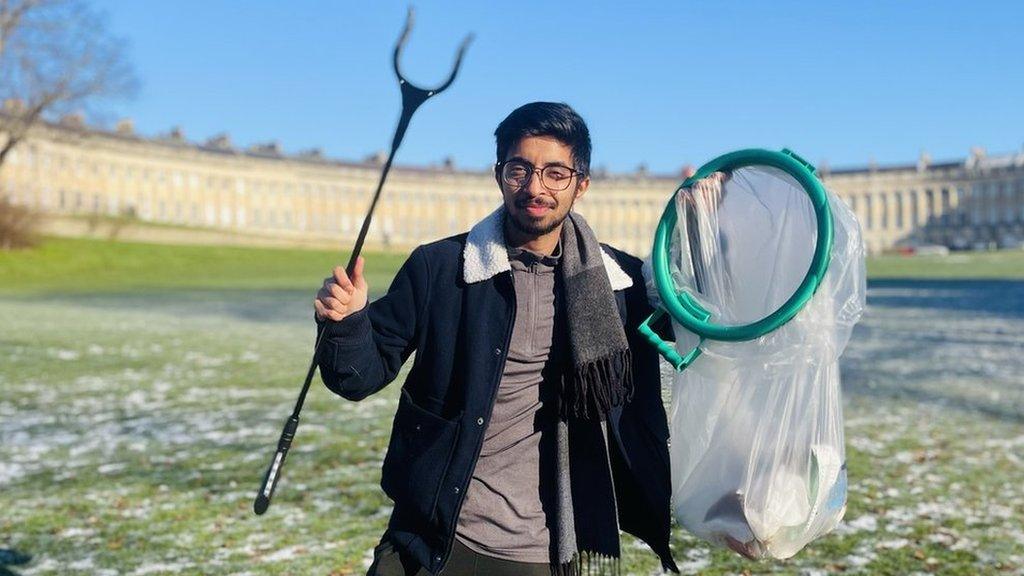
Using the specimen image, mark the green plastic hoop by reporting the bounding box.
[650,148,834,343]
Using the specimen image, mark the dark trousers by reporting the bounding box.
[366,535,552,576]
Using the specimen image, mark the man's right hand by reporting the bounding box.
[314,256,369,322]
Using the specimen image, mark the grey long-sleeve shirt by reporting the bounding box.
[454,242,564,563]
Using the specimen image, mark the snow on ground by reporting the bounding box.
[1,280,1023,575]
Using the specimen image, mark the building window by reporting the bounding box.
[1018,181,1024,222]
[884,191,892,229]
[1002,182,1015,224]
[988,183,999,225]
[970,185,983,225]
[955,187,967,226]
[940,188,950,226]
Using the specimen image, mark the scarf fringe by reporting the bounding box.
[550,550,623,576]
[560,349,634,421]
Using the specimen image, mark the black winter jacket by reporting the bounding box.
[318,212,679,574]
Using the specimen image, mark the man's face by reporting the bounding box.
[499,135,589,237]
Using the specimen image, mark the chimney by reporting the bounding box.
[60,112,86,128]
[966,146,987,170]
[168,126,185,142]
[249,141,282,156]
[365,150,386,165]
[817,159,830,178]
[917,150,931,172]
[115,118,135,136]
[205,133,234,150]
[298,147,324,160]
[2,98,26,115]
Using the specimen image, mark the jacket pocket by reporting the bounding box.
[380,388,462,529]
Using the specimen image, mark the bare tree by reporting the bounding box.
[0,0,137,167]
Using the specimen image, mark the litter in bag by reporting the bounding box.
[650,166,866,559]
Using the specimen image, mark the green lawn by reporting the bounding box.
[0,237,407,295]
[867,249,1024,280]
[2,237,1023,297]
[2,237,1023,575]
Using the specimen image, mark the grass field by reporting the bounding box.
[2,238,1023,575]
[0,237,408,295]
[867,249,1024,280]
[2,237,1024,294]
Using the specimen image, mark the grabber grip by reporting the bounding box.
[254,414,299,515]
[638,307,705,372]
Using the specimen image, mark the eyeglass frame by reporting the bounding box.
[495,159,587,192]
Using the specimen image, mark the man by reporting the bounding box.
[315,102,680,575]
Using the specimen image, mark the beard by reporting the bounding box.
[506,196,574,236]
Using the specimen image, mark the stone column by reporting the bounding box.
[885,192,896,232]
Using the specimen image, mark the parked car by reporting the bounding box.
[949,236,971,251]
[997,235,1024,250]
[914,244,950,256]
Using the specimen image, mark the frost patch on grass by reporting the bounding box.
[836,514,877,534]
[675,546,711,573]
[59,527,97,538]
[260,544,308,563]
[4,285,1024,575]
[130,561,195,575]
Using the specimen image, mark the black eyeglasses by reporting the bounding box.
[497,160,584,192]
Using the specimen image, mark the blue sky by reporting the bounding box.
[90,0,1023,175]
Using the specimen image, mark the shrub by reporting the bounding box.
[0,196,40,250]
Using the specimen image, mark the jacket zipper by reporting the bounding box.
[435,273,517,574]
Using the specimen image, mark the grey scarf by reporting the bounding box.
[550,211,632,575]
[556,211,634,421]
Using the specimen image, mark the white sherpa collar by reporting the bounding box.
[463,207,633,290]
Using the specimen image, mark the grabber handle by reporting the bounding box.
[254,414,299,515]
[638,307,704,372]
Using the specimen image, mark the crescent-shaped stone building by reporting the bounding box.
[2,113,1023,255]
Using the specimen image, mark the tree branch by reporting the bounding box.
[0,0,136,169]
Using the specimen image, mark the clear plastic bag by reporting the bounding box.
[651,166,866,559]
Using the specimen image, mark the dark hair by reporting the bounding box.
[494,102,591,177]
